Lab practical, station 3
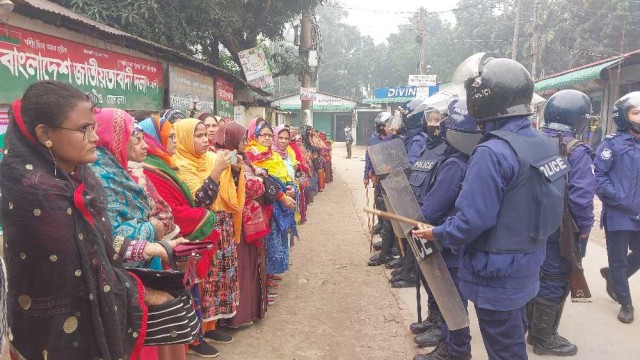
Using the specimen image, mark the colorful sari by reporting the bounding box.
[90,109,161,270]
[174,118,241,321]
[1,100,146,360]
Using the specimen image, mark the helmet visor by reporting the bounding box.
[446,130,483,156]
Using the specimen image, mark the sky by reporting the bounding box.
[338,0,460,44]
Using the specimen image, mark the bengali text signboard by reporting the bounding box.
[216,76,234,119]
[0,26,163,110]
[238,47,274,91]
[168,65,214,113]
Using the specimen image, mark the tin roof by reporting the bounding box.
[534,59,621,93]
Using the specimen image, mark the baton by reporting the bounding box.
[364,207,433,228]
[365,186,375,252]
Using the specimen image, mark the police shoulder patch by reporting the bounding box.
[605,133,618,139]
[600,148,613,160]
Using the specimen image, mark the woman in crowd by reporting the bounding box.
[161,108,187,124]
[245,118,297,302]
[273,125,303,239]
[289,131,311,224]
[92,108,188,359]
[139,114,226,358]
[199,112,220,152]
[214,122,278,324]
[318,131,333,183]
[174,118,243,351]
[0,81,173,359]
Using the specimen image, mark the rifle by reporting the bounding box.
[559,191,592,302]
[558,136,592,303]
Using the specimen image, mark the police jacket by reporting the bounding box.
[400,128,428,165]
[409,137,447,205]
[542,128,596,236]
[594,130,640,231]
[432,117,560,310]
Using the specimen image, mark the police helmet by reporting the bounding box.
[612,91,640,131]
[402,98,427,130]
[543,90,592,133]
[443,97,482,156]
[453,54,534,122]
[374,111,393,126]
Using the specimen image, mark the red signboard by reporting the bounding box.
[216,76,234,119]
[0,25,164,110]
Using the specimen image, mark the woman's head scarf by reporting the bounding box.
[139,115,175,167]
[95,108,135,169]
[213,122,247,151]
[0,100,146,359]
[161,108,187,124]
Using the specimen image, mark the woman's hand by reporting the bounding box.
[280,195,296,209]
[144,287,174,305]
[231,155,243,171]
[143,238,187,264]
[285,185,295,197]
[209,151,232,183]
[150,217,166,240]
[412,223,435,240]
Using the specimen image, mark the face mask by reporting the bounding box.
[629,121,640,134]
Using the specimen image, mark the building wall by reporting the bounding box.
[313,112,334,139]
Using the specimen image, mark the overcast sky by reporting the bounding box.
[339,0,460,44]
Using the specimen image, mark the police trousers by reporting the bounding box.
[537,232,570,304]
[605,230,640,305]
[475,305,528,360]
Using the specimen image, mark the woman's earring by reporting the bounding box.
[44,140,57,176]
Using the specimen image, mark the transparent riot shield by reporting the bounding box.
[368,138,411,175]
[381,169,470,331]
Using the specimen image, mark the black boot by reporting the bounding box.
[414,326,443,348]
[368,252,393,266]
[529,297,578,356]
[371,222,383,236]
[391,272,416,288]
[410,309,442,334]
[385,257,403,269]
[618,304,634,324]
[600,267,618,302]
[391,267,404,278]
[413,342,472,360]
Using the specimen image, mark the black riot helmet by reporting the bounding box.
[402,98,427,130]
[543,90,592,134]
[612,91,640,132]
[453,53,534,122]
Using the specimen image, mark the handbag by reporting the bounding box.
[126,240,201,346]
[173,240,215,264]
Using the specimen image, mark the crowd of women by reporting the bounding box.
[0,80,334,359]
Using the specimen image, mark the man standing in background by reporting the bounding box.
[345,124,353,159]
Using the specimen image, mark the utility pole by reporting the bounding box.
[300,10,313,126]
[531,0,539,78]
[511,0,521,60]
[418,8,427,74]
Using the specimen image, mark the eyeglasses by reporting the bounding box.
[56,123,99,140]
[258,133,273,139]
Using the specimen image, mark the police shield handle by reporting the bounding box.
[558,194,593,303]
[363,207,427,228]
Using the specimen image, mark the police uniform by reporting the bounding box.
[418,146,472,358]
[433,117,566,360]
[527,129,595,355]
[594,131,640,307]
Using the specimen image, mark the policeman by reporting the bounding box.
[365,112,396,266]
[414,97,481,360]
[400,98,430,165]
[594,92,640,324]
[414,54,567,360]
[527,90,596,356]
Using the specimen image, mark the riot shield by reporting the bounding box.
[381,169,470,331]
[368,138,411,175]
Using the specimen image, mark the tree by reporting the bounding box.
[53,0,324,75]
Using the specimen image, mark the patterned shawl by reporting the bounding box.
[139,115,175,167]
[0,99,146,359]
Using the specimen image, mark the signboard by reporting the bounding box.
[168,65,214,114]
[216,76,234,119]
[238,47,274,91]
[0,25,163,110]
[417,84,440,98]
[408,74,437,87]
[375,86,418,99]
[300,87,317,101]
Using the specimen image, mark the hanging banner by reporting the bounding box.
[216,76,234,119]
[168,65,214,114]
[408,74,437,87]
[0,25,163,110]
[238,47,274,91]
[300,87,317,101]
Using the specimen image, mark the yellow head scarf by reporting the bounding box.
[245,139,293,183]
[174,118,245,242]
